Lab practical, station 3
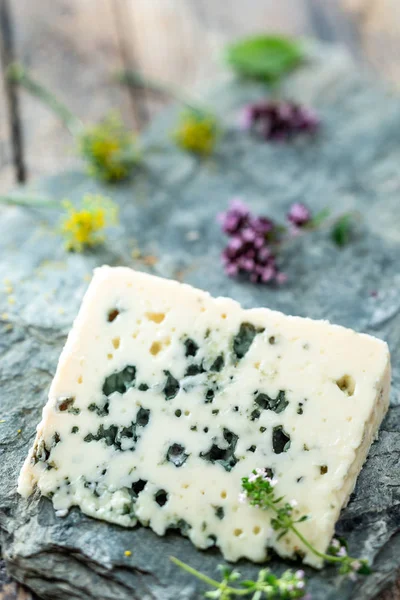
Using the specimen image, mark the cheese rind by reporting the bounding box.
[18,267,391,567]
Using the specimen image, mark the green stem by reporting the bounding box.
[0,194,58,208]
[170,557,249,596]
[117,69,210,115]
[7,63,83,136]
[288,524,344,565]
[274,210,358,251]
[264,498,357,567]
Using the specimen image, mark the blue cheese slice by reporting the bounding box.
[18,266,391,567]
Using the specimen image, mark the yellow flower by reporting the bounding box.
[61,195,119,252]
[124,550,132,557]
[174,110,218,157]
[79,114,140,182]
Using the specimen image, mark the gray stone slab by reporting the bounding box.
[1,46,400,599]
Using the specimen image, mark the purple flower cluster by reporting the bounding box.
[240,100,319,141]
[218,198,287,284]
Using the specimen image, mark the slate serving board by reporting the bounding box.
[1,45,400,600]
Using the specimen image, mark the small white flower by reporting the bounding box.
[238,492,247,504]
[270,478,278,487]
[338,546,347,557]
[255,467,266,476]
[295,570,305,580]
[248,473,258,483]
[296,581,305,589]
[351,560,361,572]
[331,538,340,548]
[290,499,298,508]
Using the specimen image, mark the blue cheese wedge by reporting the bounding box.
[18,266,391,567]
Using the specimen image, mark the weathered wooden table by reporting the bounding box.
[0,1,400,599]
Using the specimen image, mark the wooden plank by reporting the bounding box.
[196,0,313,38]
[115,0,313,118]
[343,0,400,84]
[0,0,24,190]
[0,63,14,191]
[306,0,363,60]
[8,0,137,181]
[114,0,213,118]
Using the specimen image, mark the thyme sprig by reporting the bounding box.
[171,557,308,599]
[171,470,371,599]
[219,200,356,285]
[241,469,371,578]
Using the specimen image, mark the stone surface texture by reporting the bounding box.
[1,46,400,600]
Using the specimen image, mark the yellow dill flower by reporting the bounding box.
[79,114,140,182]
[124,550,132,557]
[61,195,119,252]
[174,110,218,157]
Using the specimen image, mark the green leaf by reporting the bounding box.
[224,35,304,82]
[357,561,372,576]
[331,214,352,247]
[297,515,309,522]
[241,580,257,589]
[277,529,288,540]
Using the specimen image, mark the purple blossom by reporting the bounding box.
[219,199,286,285]
[217,197,249,234]
[239,100,319,141]
[287,203,311,227]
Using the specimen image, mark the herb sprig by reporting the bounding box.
[0,192,118,252]
[219,200,356,285]
[241,469,371,578]
[172,470,370,599]
[119,69,219,157]
[171,557,308,599]
[7,64,140,182]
